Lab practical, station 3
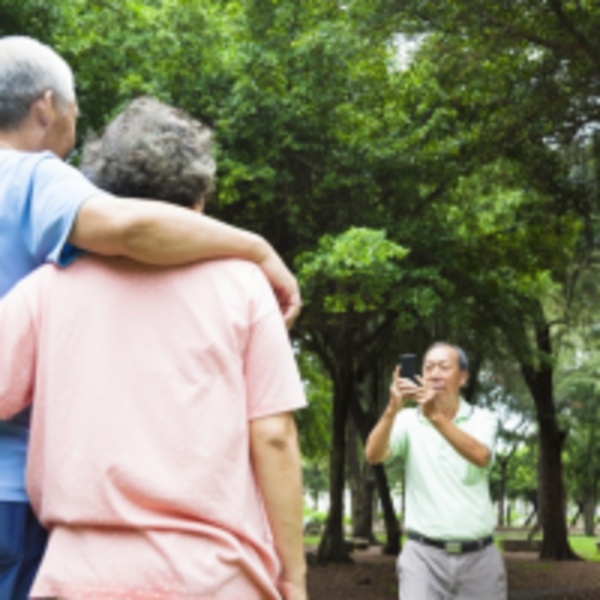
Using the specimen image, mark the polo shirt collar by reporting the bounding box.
[417,397,472,424]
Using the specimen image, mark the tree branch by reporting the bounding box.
[548,0,600,70]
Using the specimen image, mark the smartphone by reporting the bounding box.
[399,353,417,383]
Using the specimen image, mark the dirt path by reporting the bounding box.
[307,548,600,599]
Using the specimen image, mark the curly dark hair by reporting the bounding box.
[81,97,215,208]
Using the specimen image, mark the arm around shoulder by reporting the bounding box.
[69,196,301,327]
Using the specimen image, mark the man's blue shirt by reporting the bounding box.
[0,149,101,501]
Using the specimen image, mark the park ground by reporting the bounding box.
[306,533,600,599]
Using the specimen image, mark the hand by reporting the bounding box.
[414,375,439,420]
[278,578,308,600]
[257,246,302,330]
[388,366,419,415]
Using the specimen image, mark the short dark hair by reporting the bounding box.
[425,342,469,372]
[81,97,215,208]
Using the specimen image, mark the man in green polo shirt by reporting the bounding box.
[366,342,506,599]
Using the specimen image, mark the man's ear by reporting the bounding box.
[459,371,469,388]
[30,90,54,128]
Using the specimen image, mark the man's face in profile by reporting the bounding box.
[422,345,467,402]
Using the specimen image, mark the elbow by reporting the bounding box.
[0,403,19,422]
[262,432,293,452]
[251,413,298,454]
[365,451,379,466]
[364,439,383,466]
[473,448,491,469]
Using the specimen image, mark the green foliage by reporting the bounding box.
[297,228,410,314]
[296,351,332,460]
[0,0,60,39]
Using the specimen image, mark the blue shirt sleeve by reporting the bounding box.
[23,152,105,267]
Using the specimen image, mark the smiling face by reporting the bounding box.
[422,344,468,403]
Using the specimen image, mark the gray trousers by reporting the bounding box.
[397,539,507,600]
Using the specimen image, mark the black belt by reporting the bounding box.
[408,531,493,555]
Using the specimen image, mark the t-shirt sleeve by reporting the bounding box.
[0,276,39,421]
[244,267,307,420]
[25,153,106,267]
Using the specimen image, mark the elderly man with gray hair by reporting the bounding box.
[0,35,301,599]
[366,342,506,599]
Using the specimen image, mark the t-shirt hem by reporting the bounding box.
[32,584,241,599]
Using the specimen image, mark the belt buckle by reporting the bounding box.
[444,541,462,554]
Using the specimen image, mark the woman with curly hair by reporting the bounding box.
[0,98,308,600]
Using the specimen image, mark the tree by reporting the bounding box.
[298,227,443,561]
[348,0,600,559]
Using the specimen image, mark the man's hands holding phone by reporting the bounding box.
[389,366,418,414]
[389,367,437,419]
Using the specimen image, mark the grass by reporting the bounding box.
[567,535,600,562]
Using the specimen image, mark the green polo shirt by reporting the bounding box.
[389,398,498,541]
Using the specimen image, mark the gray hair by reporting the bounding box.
[425,342,469,372]
[0,36,75,129]
[81,97,216,208]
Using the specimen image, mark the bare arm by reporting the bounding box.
[365,408,396,465]
[428,415,491,468]
[415,377,491,468]
[250,412,307,600]
[365,367,416,464]
[69,195,301,327]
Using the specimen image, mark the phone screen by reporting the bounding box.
[399,354,417,382]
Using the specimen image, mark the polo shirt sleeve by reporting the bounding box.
[0,275,39,420]
[24,153,106,267]
[470,409,499,462]
[244,266,307,420]
[388,409,411,459]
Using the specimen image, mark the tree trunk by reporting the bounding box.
[317,380,352,563]
[583,404,598,537]
[524,504,537,527]
[372,464,401,555]
[583,489,596,537]
[351,476,375,541]
[497,458,508,527]
[521,318,579,560]
[349,395,401,554]
[570,501,583,528]
[347,418,375,541]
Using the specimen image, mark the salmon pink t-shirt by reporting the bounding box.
[0,256,307,599]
